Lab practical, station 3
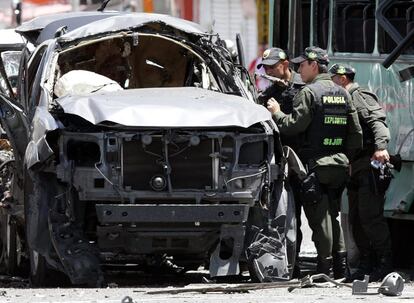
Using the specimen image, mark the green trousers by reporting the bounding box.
[347,166,391,257]
[303,166,347,260]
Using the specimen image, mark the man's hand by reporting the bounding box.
[371,149,390,163]
[267,97,280,114]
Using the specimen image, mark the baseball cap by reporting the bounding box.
[257,47,288,69]
[291,46,329,65]
[329,63,356,76]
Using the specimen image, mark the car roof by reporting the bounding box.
[57,12,206,44]
[16,11,121,45]
[0,29,25,49]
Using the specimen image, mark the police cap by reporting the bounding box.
[291,46,329,65]
[257,47,288,69]
[329,63,356,77]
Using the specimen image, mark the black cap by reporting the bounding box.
[328,63,356,76]
[257,47,288,69]
[291,46,329,65]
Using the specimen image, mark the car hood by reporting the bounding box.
[56,87,271,128]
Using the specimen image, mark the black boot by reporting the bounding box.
[312,256,333,282]
[344,253,372,282]
[332,251,347,279]
[369,254,393,282]
[316,256,333,275]
[292,262,301,279]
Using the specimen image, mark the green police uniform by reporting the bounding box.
[273,72,363,277]
[346,82,392,281]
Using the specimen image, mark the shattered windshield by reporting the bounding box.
[54,33,223,96]
[1,51,21,89]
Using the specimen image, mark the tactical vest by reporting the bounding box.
[299,81,350,162]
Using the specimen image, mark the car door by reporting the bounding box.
[0,39,29,169]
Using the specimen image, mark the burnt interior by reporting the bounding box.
[57,34,205,89]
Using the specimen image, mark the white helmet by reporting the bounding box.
[377,272,404,296]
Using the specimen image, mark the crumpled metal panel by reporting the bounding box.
[57,87,271,128]
[58,13,206,44]
[209,225,245,277]
[24,106,58,168]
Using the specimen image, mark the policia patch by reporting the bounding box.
[322,95,346,105]
[320,94,348,148]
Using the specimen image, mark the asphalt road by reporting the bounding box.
[0,214,412,302]
[0,279,413,303]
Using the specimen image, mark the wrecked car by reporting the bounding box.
[0,12,300,286]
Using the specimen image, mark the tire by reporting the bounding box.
[245,181,297,282]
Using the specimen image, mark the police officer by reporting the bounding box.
[257,48,305,119]
[329,63,392,282]
[257,47,305,278]
[267,46,362,278]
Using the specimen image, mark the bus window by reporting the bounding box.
[316,1,329,49]
[272,0,289,50]
[408,6,414,34]
[363,4,376,53]
[300,1,311,50]
[334,0,375,53]
[379,0,414,54]
[272,0,310,56]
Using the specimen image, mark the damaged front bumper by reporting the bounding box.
[30,126,275,285]
[96,204,249,223]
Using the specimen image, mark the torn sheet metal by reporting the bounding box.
[56,87,271,128]
[58,13,206,44]
[15,12,120,45]
[24,106,58,168]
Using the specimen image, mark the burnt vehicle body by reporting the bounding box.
[0,29,26,276]
[0,13,300,286]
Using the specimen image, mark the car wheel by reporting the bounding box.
[245,182,297,282]
[24,171,71,287]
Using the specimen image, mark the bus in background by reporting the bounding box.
[268,0,414,269]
